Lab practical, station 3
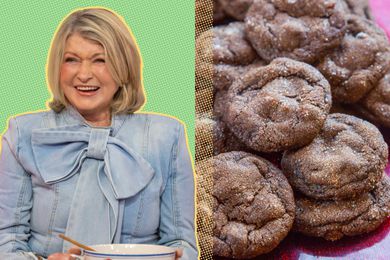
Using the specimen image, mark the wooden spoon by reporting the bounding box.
[58,234,96,252]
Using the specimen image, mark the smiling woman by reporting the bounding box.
[60,34,120,126]
[47,8,145,127]
[0,7,197,260]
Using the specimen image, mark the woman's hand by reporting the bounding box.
[47,247,81,260]
[175,248,183,260]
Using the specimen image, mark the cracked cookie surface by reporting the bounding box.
[317,15,390,103]
[224,58,332,152]
[212,151,295,258]
[196,22,260,92]
[293,174,390,241]
[213,61,266,121]
[245,0,346,63]
[213,22,257,65]
[282,113,388,200]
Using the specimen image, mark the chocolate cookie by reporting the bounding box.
[245,0,346,63]
[317,15,390,103]
[212,152,295,258]
[214,22,257,65]
[214,61,266,121]
[282,113,388,200]
[219,0,254,21]
[196,22,259,92]
[293,174,390,241]
[360,71,390,128]
[213,59,266,94]
[213,64,241,93]
[224,58,332,152]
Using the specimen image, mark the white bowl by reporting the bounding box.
[83,244,176,260]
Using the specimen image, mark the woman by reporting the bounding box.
[0,7,197,260]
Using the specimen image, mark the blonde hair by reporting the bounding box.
[46,7,145,114]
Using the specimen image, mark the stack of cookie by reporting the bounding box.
[198,151,295,258]
[282,113,390,241]
[195,0,390,258]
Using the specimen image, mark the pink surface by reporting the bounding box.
[371,0,390,39]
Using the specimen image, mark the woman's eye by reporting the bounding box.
[95,58,105,63]
[64,57,77,63]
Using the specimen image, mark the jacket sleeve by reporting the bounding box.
[0,118,36,259]
[158,123,198,260]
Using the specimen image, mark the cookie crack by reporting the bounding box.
[266,23,277,42]
[255,162,292,217]
[341,120,382,156]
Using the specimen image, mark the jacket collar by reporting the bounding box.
[59,105,127,136]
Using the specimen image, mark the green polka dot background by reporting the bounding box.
[0,1,195,154]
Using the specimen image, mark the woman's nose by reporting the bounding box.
[77,61,93,82]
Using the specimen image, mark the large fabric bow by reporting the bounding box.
[31,126,155,250]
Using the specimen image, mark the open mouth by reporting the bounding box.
[74,85,100,93]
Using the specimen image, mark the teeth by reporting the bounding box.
[76,86,99,91]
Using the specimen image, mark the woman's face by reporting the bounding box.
[60,33,119,121]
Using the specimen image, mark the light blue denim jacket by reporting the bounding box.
[0,107,198,259]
